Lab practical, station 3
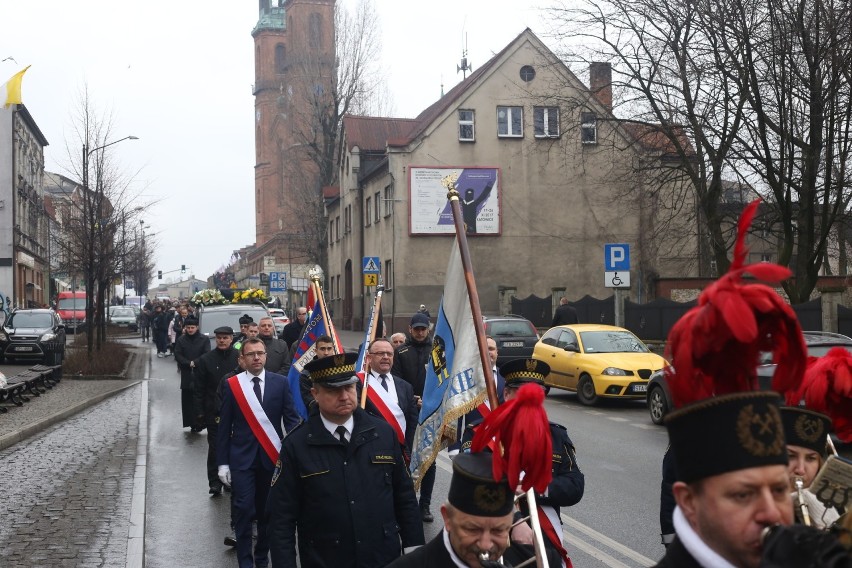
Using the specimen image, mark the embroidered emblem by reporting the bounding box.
[736,404,784,457]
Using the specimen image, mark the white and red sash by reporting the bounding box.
[357,372,406,445]
[538,504,572,568]
[226,374,281,463]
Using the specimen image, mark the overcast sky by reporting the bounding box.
[2,0,551,285]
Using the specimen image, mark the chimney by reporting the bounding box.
[589,62,612,112]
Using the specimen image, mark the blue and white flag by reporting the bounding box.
[409,239,487,488]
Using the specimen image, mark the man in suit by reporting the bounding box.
[216,338,302,568]
[387,452,514,567]
[267,352,424,567]
[552,296,579,326]
[363,338,419,456]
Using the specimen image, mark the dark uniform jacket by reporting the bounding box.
[281,320,305,348]
[267,407,425,568]
[193,347,239,422]
[173,332,210,389]
[385,530,453,568]
[260,334,291,376]
[391,336,431,397]
[652,537,702,568]
[552,304,579,326]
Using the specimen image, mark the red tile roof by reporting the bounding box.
[342,116,418,152]
[622,122,695,157]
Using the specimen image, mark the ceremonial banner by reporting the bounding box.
[409,239,487,488]
[2,66,30,109]
[286,281,341,419]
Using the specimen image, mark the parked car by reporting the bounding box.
[533,324,667,405]
[108,305,139,331]
[268,308,290,336]
[56,290,87,332]
[0,309,66,365]
[483,315,540,366]
[197,303,270,347]
[646,331,852,424]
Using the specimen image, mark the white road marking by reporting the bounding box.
[632,423,658,430]
[563,515,656,567]
[607,416,629,422]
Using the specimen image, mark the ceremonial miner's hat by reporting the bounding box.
[238,314,254,325]
[184,316,199,326]
[305,352,359,388]
[665,391,788,483]
[213,326,234,335]
[500,358,550,387]
[449,453,514,517]
[780,407,832,457]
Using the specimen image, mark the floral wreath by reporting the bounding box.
[232,288,271,304]
[190,289,229,307]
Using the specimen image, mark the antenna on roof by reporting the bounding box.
[457,31,472,79]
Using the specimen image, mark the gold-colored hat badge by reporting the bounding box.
[526,359,538,372]
[473,483,507,512]
[333,354,346,366]
[794,414,825,444]
[736,404,785,457]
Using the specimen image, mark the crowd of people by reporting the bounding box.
[146,286,852,568]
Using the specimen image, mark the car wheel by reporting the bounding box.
[577,374,598,406]
[648,385,668,425]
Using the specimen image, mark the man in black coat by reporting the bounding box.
[257,316,291,376]
[267,352,424,568]
[391,312,436,522]
[387,453,514,568]
[552,296,579,326]
[152,305,171,357]
[173,316,210,431]
[281,306,307,348]
[193,326,239,495]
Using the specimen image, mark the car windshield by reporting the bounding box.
[111,308,135,317]
[486,320,537,337]
[579,331,649,354]
[58,298,86,309]
[200,307,268,336]
[7,313,53,328]
[808,344,852,357]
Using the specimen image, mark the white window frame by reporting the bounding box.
[581,112,597,144]
[534,106,560,138]
[458,109,475,142]
[497,106,523,138]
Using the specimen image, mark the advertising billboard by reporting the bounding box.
[409,166,500,235]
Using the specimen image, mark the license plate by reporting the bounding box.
[502,341,524,348]
[14,346,33,352]
[632,384,648,393]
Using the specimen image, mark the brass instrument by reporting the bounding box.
[479,489,550,568]
[793,477,812,527]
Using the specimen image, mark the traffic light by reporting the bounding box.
[157,270,162,280]
[181,264,186,273]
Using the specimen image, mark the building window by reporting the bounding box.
[385,260,393,291]
[374,192,381,223]
[365,197,372,227]
[335,216,340,242]
[519,65,536,82]
[309,13,323,49]
[329,220,333,245]
[458,110,475,142]
[534,107,560,138]
[383,186,393,217]
[497,106,523,138]
[344,205,351,234]
[581,112,597,144]
[275,44,286,74]
[336,275,341,299]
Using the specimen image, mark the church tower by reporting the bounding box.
[252,0,336,252]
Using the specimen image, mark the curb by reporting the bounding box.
[0,379,142,452]
[127,349,149,568]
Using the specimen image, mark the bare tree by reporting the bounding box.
[283,0,386,271]
[547,0,852,302]
[55,88,145,354]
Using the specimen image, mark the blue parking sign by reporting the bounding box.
[604,244,630,271]
[269,272,287,292]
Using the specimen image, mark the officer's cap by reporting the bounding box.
[305,352,359,388]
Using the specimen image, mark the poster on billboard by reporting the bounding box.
[409,166,500,235]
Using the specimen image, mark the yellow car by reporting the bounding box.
[533,324,667,405]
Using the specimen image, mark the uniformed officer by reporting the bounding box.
[461,358,584,567]
[266,352,424,567]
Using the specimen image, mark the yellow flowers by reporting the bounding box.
[232,288,270,304]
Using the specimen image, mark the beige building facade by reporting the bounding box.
[326,30,698,332]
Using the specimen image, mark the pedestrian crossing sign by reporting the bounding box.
[362,256,381,274]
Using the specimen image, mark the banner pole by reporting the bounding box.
[360,284,384,408]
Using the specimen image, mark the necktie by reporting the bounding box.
[379,374,389,392]
[252,377,262,404]
[335,425,348,444]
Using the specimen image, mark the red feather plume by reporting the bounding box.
[665,199,807,407]
[795,347,852,442]
[470,383,552,493]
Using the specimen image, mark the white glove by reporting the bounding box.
[217,465,231,487]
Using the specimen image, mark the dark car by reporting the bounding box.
[0,309,67,365]
[197,303,270,347]
[483,315,540,367]
[647,331,852,425]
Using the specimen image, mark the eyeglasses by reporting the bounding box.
[369,351,394,357]
[242,351,266,358]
